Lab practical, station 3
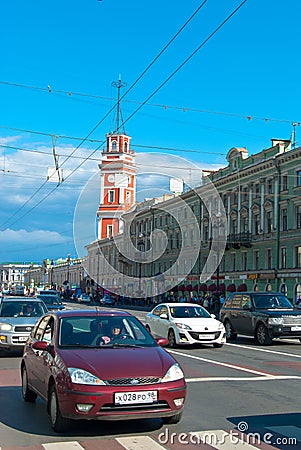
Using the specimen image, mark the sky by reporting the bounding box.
[0,0,300,263]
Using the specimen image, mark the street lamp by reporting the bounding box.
[212,216,226,295]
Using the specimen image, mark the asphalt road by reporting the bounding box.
[1,302,301,449]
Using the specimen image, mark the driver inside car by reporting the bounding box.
[99,319,130,345]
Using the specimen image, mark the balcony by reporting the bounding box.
[226,232,252,249]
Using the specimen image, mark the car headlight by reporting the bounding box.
[161,363,184,383]
[268,317,284,325]
[0,323,12,331]
[68,368,106,385]
[218,322,225,330]
[175,322,192,330]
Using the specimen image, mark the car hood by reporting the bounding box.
[0,316,40,326]
[58,346,176,379]
[172,317,222,331]
[256,309,301,317]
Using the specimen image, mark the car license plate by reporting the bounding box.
[291,326,301,331]
[18,336,28,342]
[199,334,215,340]
[114,390,157,405]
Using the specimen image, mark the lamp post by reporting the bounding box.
[212,216,225,295]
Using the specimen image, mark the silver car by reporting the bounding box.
[0,297,48,352]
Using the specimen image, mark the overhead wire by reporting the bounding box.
[1,0,247,230]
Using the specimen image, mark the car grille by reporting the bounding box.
[99,401,169,412]
[14,326,34,332]
[105,377,160,386]
[282,316,301,325]
[188,331,220,340]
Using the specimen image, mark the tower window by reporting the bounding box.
[111,140,117,151]
[124,142,128,152]
[107,225,113,238]
[126,191,131,203]
[108,190,115,203]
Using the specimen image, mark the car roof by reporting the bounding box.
[156,302,200,307]
[1,297,44,303]
[48,308,133,319]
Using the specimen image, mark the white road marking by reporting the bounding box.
[42,442,85,449]
[225,342,301,359]
[117,435,165,450]
[186,375,301,382]
[190,429,259,449]
[169,349,273,376]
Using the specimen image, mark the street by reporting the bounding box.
[1,305,301,449]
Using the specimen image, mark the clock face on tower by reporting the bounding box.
[108,174,115,183]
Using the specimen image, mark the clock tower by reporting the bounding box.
[97,78,136,239]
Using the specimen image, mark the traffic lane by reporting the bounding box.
[164,339,301,379]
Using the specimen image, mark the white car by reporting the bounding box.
[145,302,226,348]
[78,294,91,303]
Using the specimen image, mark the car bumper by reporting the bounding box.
[58,381,186,421]
[0,332,29,350]
[177,329,226,345]
[269,325,301,339]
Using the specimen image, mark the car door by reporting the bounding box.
[30,315,54,399]
[156,305,169,338]
[236,294,253,336]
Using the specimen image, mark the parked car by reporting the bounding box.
[36,294,65,311]
[21,309,186,432]
[220,292,301,345]
[0,297,48,352]
[145,302,226,348]
[99,294,115,306]
[77,294,91,303]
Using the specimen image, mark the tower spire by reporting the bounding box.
[111,75,127,134]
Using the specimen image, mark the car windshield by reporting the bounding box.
[169,305,211,319]
[253,294,293,309]
[39,295,62,305]
[59,315,157,348]
[0,301,47,317]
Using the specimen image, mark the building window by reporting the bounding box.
[281,208,288,231]
[282,175,288,191]
[254,250,259,270]
[126,191,131,204]
[296,205,301,229]
[296,246,301,268]
[297,170,301,187]
[107,225,113,238]
[241,252,247,271]
[108,190,115,203]
[231,253,236,272]
[255,184,260,197]
[124,142,128,152]
[266,249,272,269]
[111,140,117,151]
[280,247,287,269]
[267,179,273,194]
[253,215,260,235]
[266,211,273,233]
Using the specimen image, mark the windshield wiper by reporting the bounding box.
[112,342,144,348]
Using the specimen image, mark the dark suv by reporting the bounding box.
[220,292,301,345]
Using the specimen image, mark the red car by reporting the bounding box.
[21,309,186,432]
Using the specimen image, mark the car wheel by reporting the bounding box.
[224,320,237,341]
[162,411,183,424]
[213,343,223,348]
[255,323,272,346]
[168,329,177,348]
[49,385,71,433]
[22,367,37,402]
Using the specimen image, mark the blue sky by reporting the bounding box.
[0,0,300,263]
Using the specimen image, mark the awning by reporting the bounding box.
[192,284,199,292]
[185,284,193,291]
[178,284,185,292]
[218,283,226,292]
[208,283,217,292]
[227,283,236,292]
[199,283,207,292]
[237,283,247,292]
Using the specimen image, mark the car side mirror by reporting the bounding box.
[159,313,168,319]
[210,314,216,319]
[156,337,169,347]
[243,305,252,311]
[32,341,54,356]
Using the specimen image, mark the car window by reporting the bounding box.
[58,315,157,347]
[152,306,162,316]
[160,305,168,316]
[170,305,211,318]
[38,295,62,305]
[0,301,47,317]
[253,294,293,309]
[34,315,53,340]
[225,294,242,309]
[241,294,252,309]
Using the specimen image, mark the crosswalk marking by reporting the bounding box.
[117,435,165,450]
[42,442,85,449]
[190,430,260,450]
